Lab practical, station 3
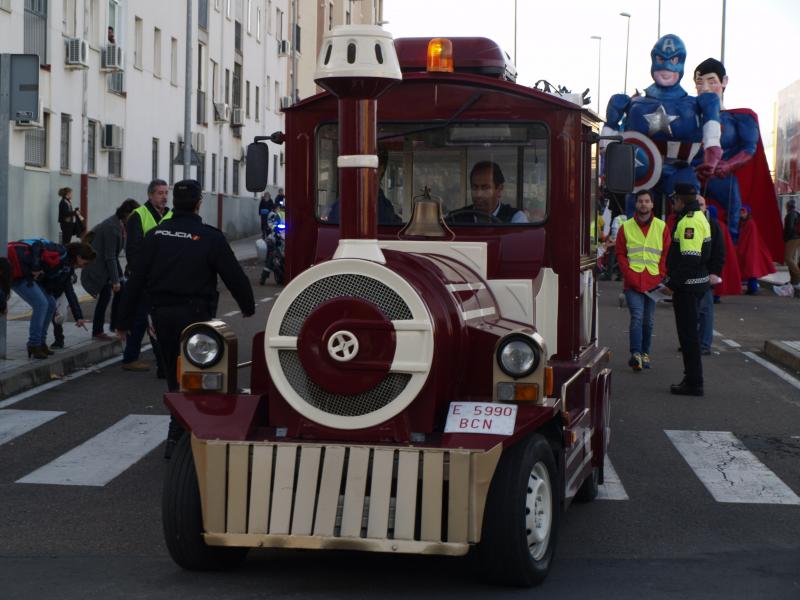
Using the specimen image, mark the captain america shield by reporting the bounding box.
[621,131,663,192]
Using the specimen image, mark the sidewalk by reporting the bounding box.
[0,235,259,398]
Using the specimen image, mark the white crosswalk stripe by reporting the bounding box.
[0,409,65,446]
[666,430,800,505]
[17,414,170,487]
[597,456,629,500]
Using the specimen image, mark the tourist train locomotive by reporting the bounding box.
[162,25,633,586]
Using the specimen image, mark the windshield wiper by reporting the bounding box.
[377,92,484,142]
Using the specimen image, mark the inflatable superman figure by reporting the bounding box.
[693,58,783,260]
[603,34,722,217]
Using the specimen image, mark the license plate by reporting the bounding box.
[444,402,517,436]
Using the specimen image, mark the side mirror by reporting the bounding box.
[245,142,269,192]
[604,142,635,194]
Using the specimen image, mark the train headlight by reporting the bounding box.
[497,335,540,378]
[184,328,224,369]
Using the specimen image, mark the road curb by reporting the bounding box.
[763,340,800,374]
[0,340,123,399]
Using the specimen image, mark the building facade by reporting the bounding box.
[1,0,289,241]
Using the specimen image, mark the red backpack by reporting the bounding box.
[7,239,65,280]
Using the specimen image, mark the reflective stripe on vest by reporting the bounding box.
[623,217,666,275]
[674,211,710,257]
[134,205,173,235]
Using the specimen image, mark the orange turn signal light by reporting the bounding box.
[544,367,554,397]
[427,38,454,73]
[514,383,539,402]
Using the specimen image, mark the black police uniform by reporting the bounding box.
[117,182,255,453]
[664,188,712,396]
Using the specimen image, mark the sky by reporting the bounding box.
[382,0,800,156]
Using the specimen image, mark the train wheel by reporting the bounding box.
[477,433,560,587]
[162,436,248,570]
[575,466,599,502]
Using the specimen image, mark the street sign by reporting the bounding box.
[8,54,39,122]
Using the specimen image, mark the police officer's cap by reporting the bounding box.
[174,179,202,202]
[673,182,698,196]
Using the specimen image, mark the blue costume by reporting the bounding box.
[602,35,722,216]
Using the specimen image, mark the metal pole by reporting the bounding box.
[80,0,89,222]
[721,0,727,64]
[591,36,601,114]
[291,0,298,102]
[0,55,10,358]
[657,0,661,38]
[620,12,631,95]
[183,0,193,179]
[514,0,517,65]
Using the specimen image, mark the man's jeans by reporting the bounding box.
[697,288,714,351]
[12,281,56,346]
[624,289,655,355]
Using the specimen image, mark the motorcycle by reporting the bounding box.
[258,220,286,285]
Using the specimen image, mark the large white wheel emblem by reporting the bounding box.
[327,330,359,362]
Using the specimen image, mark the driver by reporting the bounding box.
[463,161,528,223]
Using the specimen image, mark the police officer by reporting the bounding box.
[117,179,256,457]
[121,178,173,373]
[662,182,712,396]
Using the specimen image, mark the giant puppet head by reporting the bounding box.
[694,57,728,104]
[650,34,687,88]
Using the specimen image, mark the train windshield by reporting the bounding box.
[316,121,549,226]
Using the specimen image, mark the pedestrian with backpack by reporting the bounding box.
[7,240,95,358]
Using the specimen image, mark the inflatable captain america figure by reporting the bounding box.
[602,34,722,217]
[693,58,784,258]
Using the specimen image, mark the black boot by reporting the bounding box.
[670,379,704,396]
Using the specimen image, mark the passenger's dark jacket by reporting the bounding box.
[117,211,255,330]
[784,209,800,242]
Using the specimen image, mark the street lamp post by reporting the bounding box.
[590,35,602,114]
[620,12,631,95]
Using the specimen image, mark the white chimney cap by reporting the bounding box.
[314,25,402,82]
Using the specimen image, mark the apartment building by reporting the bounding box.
[0,0,288,241]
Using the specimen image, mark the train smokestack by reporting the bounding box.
[314,25,402,263]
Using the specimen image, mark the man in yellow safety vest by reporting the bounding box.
[615,189,671,371]
[120,179,173,373]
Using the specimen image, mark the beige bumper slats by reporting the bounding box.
[193,438,502,556]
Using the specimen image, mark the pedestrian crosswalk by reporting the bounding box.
[1,408,798,505]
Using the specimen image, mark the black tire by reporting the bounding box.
[162,435,249,570]
[575,465,599,503]
[476,433,560,587]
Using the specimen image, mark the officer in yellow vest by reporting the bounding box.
[120,179,173,372]
[615,189,671,371]
[663,182,712,396]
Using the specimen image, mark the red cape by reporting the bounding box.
[715,221,742,295]
[737,216,776,279]
[727,108,784,262]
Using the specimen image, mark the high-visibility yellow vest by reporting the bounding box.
[674,210,710,257]
[622,216,666,275]
[134,204,173,234]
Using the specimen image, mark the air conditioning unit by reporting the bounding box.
[213,101,230,122]
[101,44,124,71]
[191,132,206,154]
[278,39,290,56]
[65,38,89,69]
[102,124,124,149]
[230,107,244,127]
[279,96,292,110]
[14,100,43,128]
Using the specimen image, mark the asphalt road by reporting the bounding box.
[1,268,799,600]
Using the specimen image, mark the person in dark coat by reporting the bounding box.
[81,198,140,340]
[57,187,84,243]
[116,179,255,458]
